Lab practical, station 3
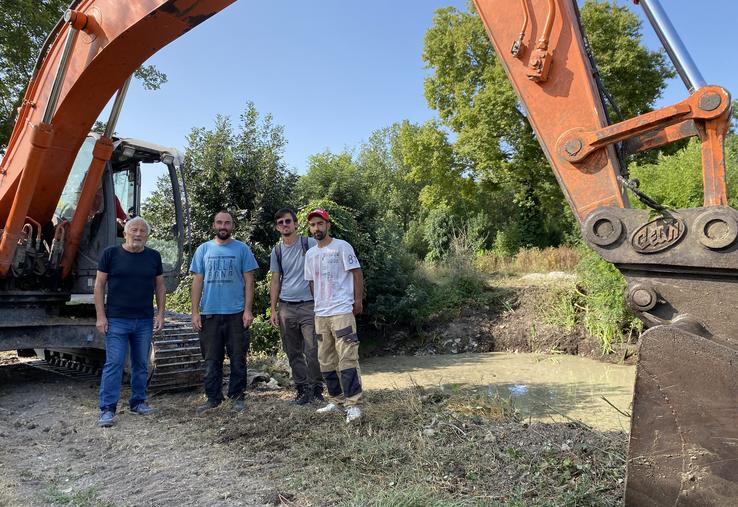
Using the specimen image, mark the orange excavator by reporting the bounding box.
[0,0,734,503]
[0,0,237,389]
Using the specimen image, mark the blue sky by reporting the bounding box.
[107,1,738,198]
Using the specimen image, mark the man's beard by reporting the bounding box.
[217,229,231,240]
[281,229,295,238]
[313,230,325,240]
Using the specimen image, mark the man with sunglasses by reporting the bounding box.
[269,208,323,405]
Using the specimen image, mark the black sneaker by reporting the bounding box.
[232,397,245,413]
[196,399,221,415]
[291,386,313,406]
[313,385,325,403]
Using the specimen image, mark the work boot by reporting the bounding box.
[130,402,157,415]
[196,399,221,415]
[312,384,325,403]
[291,385,313,406]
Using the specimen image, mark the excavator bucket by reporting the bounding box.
[626,325,738,506]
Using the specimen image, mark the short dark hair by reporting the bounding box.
[213,210,235,225]
[274,208,297,222]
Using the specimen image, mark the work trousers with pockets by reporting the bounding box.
[314,312,363,407]
[199,312,249,402]
[278,300,323,389]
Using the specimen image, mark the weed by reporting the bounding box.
[42,484,113,507]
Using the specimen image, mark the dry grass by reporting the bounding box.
[476,246,582,275]
[1,361,627,507]
[242,385,627,506]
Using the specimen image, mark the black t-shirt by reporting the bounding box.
[97,245,163,319]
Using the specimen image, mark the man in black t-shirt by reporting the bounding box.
[94,217,166,428]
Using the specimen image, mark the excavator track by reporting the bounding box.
[149,314,204,392]
[36,313,204,392]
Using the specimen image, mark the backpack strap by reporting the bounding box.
[275,244,283,277]
[301,235,309,255]
[276,236,308,277]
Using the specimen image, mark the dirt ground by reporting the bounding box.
[0,351,626,507]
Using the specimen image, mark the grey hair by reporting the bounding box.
[124,216,151,235]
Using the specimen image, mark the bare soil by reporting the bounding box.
[0,352,626,506]
[0,281,629,506]
[376,278,637,365]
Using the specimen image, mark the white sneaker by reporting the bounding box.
[345,406,362,423]
[316,402,342,414]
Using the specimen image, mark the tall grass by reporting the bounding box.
[476,246,581,275]
[576,249,642,353]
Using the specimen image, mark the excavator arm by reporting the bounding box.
[0,0,235,278]
[473,0,736,504]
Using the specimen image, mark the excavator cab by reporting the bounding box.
[55,134,187,295]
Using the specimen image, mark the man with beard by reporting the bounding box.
[304,208,365,423]
[190,211,258,414]
[269,208,323,405]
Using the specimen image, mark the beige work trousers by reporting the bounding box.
[314,312,363,407]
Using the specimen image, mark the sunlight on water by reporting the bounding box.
[362,352,635,432]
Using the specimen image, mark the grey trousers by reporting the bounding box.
[278,300,322,388]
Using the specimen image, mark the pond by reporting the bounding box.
[362,352,635,432]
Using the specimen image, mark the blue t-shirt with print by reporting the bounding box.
[190,239,258,315]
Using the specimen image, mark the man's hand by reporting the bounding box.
[154,314,165,333]
[191,311,202,332]
[243,310,254,328]
[269,308,279,328]
[96,316,108,334]
[353,299,363,316]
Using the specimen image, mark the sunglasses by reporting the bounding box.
[276,218,293,226]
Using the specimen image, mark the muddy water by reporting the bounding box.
[362,352,635,432]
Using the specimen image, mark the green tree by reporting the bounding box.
[0,0,167,150]
[143,102,297,273]
[355,124,423,230]
[421,1,674,249]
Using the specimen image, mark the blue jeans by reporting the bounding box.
[99,317,153,413]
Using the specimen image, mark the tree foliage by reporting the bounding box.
[420,1,675,250]
[0,0,168,151]
[0,0,67,149]
[143,103,297,272]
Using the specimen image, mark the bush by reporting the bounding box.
[249,314,281,356]
[575,248,642,353]
[168,274,193,314]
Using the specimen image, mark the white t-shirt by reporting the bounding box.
[304,238,361,317]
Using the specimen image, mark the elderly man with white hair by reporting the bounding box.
[93,216,166,428]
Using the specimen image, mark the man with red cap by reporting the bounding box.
[304,208,365,423]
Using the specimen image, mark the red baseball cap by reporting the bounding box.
[307,208,330,222]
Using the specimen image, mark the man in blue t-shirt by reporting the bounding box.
[190,211,258,414]
[94,217,165,428]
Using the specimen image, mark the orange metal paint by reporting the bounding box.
[0,123,55,276]
[59,137,114,279]
[526,0,556,81]
[473,0,626,221]
[0,0,236,278]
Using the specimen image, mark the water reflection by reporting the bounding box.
[362,352,635,432]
